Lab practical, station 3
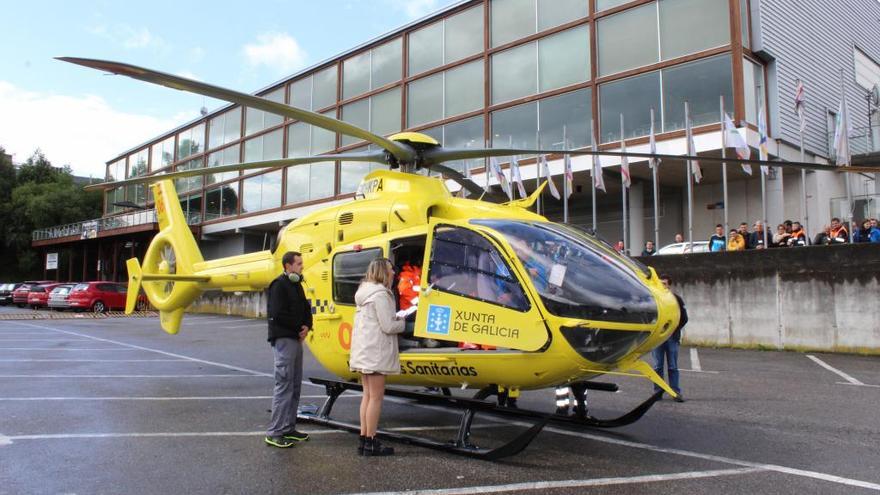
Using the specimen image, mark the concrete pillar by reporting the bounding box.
[629,181,645,255]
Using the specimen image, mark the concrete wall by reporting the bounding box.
[639,244,880,354]
[188,290,268,319]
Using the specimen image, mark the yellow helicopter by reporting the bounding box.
[60,57,876,459]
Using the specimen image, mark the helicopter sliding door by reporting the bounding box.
[414,221,549,351]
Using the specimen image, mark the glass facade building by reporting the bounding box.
[100,0,762,229]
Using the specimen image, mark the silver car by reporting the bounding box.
[655,241,711,255]
[47,284,76,311]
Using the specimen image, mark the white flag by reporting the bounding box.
[649,109,660,169]
[510,155,527,198]
[489,157,512,200]
[590,131,608,192]
[723,112,752,175]
[620,133,631,189]
[564,152,574,198]
[685,106,703,183]
[833,98,851,166]
[757,106,770,174]
[541,155,561,200]
[794,80,807,133]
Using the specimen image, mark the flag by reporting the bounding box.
[489,157,512,200]
[794,79,807,133]
[563,152,574,198]
[591,131,608,192]
[684,106,703,183]
[649,109,660,169]
[723,112,752,175]
[757,106,770,174]
[620,131,631,189]
[540,155,561,200]
[833,98,851,166]
[510,155,527,198]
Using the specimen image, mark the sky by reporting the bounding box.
[0,0,460,178]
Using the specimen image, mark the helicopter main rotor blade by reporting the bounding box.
[58,57,415,163]
[83,151,388,191]
[427,162,507,202]
[426,147,880,174]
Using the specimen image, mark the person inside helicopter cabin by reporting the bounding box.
[708,224,726,252]
[350,257,405,456]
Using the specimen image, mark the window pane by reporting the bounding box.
[445,61,484,117]
[539,88,591,150]
[371,88,401,136]
[313,66,338,110]
[174,158,204,194]
[150,136,175,170]
[206,144,239,184]
[244,136,261,163]
[287,122,310,157]
[538,0,587,31]
[491,0,536,48]
[596,0,630,11]
[445,6,483,63]
[443,116,484,173]
[264,88,284,128]
[740,0,750,50]
[340,146,372,194]
[208,114,224,149]
[263,128,283,160]
[309,162,336,199]
[743,58,764,124]
[598,3,659,76]
[343,51,371,99]
[408,73,443,127]
[492,42,537,104]
[224,107,241,145]
[492,101,538,150]
[291,77,312,110]
[333,249,383,304]
[177,124,204,160]
[409,21,443,76]
[342,98,370,146]
[205,187,222,220]
[539,25,589,92]
[242,175,261,213]
[263,170,282,211]
[659,0,730,60]
[286,165,310,204]
[313,110,338,153]
[599,71,661,142]
[372,38,402,89]
[221,183,239,217]
[245,107,263,136]
[662,55,733,131]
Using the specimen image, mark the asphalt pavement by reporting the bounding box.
[0,309,878,494]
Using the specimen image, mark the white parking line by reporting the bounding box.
[0,359,189,362]
[17,322,272,377]
[0,394,356,401]
[690,348,702,372]
[0,348,141,351]
[220,323,267,329]
[837,382,880,389]
[806,355,865,386]
[343,468,765,495]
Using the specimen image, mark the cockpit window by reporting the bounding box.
[429,225,529,311]
[472,220,657,324]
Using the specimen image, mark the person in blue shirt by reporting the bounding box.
[708,224,726,252]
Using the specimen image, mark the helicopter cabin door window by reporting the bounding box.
[332,248,382,305]
[414,224,549,352]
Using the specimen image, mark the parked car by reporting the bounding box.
[47,284,77,311]
[67,282,146,313]
[12,281,55,307]
[655,241,711,255]
[27,283,63,310]
[0,283,20,305]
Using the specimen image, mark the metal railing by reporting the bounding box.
[32,209,202,241]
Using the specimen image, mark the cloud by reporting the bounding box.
[0,81,194,178]
[384,0,443,19]
[242,32,308,74]
[87,24,168,51]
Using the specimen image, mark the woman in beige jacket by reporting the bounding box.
[350,257,405,456]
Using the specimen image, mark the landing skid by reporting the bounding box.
[488,389,664,429]
[298,377,548,461]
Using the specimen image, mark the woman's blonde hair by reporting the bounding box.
[363,257,394,287]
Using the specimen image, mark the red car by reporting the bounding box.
[26,283,64,309]
[67,282,146,313]
[12,281,55,308]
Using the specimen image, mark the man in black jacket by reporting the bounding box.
[652,275,688,402]
[265,251,313,448]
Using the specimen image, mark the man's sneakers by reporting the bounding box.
[264,436,296,448]
[283,430,310,442]
[265,429,310,448]
[673,394,686,403]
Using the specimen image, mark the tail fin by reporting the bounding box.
[137,179,206,334]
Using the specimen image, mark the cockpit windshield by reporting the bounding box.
[472,220,657,324]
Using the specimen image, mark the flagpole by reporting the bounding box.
[563,125,569,224]
[796,78,809,239]
[721,95,729,239]
[685,101,694,252]
[840,70,854,225]
[620,114,628,254]
[536,130,542,215]
[651,108,660,248]
[591,121,598,231]
[758,105,769,248]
